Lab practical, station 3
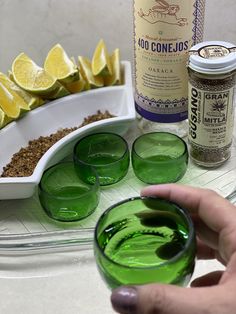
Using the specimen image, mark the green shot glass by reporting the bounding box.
[132,132,188,184]
[38,162,100,222]
[94,197,196,289]
[73,133,130,186]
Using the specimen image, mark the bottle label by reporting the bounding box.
[198,45,230,59]
[133,0,205,122]
[188,83,235,149]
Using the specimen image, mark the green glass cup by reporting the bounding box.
[94,197,196,289]
[73,133,130,186]
[38,162,100,222]
[132,132,188,184]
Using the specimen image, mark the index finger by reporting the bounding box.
[141,184,236,234]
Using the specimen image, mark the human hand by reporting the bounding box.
[111,184,236,314]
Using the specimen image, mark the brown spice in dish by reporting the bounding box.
[1,110,115,177]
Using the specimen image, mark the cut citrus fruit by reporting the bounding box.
[63,75,86,93]
[2,72,44,109]
[44,44,80,84]
[78,56,104,89]
[91,39,112,76]
[0,81,28,120]
[0,107,12,129]
[46,85,70,99]
[12,53,69,98]
[62,56,86,93]
[104,49,121,86]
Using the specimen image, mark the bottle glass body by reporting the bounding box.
[133,0,205,137]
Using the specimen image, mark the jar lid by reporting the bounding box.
[188,41,236,74]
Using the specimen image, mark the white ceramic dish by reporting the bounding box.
[0,61,135,200]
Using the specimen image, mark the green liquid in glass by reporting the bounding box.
[39,162,100,222]
[87,154,119,165]
[145,155,174,162]
[105,227,187,267]
[52,186,89,198]
[96,211,195,288]
[101,214,188,267]
[78,153,129,186]
[131,132,188,184]
[132,154,187,184]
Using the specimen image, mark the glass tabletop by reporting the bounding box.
[0,122,235,279]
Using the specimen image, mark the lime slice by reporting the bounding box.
[62,56,86,93]
[0,81,27,120]
[63,75,86,93]
[46,85,70,99]
[12,53,69,98]
[78,56,104,89]
[44,44,80,84]
[2,72,44,109]
[104,49,122,86]
[91,39,112,76]
[70,56,77,65]
[0,107,12,129]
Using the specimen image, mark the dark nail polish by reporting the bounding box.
[111,286,138,313]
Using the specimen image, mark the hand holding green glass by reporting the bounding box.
[94,197,196,289]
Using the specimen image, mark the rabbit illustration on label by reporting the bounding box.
[138,0,187,26]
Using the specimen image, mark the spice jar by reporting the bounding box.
[188,41,236,167]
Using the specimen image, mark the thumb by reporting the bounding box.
[111,284,216,314]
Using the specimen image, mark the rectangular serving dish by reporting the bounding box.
[0,61,135,200]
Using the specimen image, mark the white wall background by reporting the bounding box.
[0,0,235,73]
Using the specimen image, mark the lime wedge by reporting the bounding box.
[78,56,104,89]
[44,44,80,84]
[12,53,69,98]
[46,85,70,99]
[63,75,86,93]
[104,49,122,86]
[0,107,12,129]
[62,57,86,93]
[1,72,44,109]
[92,39,112,76]
[0,81,27,120]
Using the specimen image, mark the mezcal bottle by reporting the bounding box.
[133,0,205,137]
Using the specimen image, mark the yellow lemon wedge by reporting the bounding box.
[2,72,44,109]
[0,81,29,122]
[12,53,69,98]
[44,44,80,84]
[91,39,112,76]
[104,48,122,86]
[78,56,104,89]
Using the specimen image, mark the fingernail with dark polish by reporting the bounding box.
[111,286,138,313]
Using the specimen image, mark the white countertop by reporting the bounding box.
[0,258,225,314]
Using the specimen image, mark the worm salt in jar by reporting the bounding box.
[188,41,236,167]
